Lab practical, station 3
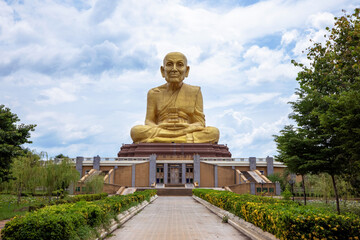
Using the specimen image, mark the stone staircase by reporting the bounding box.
[156,188,193,196]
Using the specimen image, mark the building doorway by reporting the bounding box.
[168,164,182,184]
[170,167,180,184]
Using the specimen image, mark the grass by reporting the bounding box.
[0,194,49,220]
[302,199,360,217]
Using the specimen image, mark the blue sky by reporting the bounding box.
[0,0,357,158]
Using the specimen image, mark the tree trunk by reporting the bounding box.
[302,175,306,205]
[331,174,340,214]
[17,183,22,205]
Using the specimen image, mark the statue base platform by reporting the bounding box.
[118,143,231,158]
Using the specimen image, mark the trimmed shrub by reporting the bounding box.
[2,190,156,240]
[27,193,109,212]
[193,189,360,240]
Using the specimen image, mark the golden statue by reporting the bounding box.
[130,52,220,143]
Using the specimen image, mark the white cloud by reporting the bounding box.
[206,92,280,109]
[37,87,77,105]
[277,93,298,105]
[243,46,297,85]
[308,12,335,29]
[216,109,290,157]
[281,30,299,45]
[0,0,355,158]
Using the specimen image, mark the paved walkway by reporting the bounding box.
[108,196,250,240]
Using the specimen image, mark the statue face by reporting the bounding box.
[161,52,190,84]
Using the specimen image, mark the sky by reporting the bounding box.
[0,0,357,159]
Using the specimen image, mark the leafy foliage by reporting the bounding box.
[274,9,360,213]
[0,105,36,183]
[41,158,80,201]
[2,190,156,240]
[193,189,360,240]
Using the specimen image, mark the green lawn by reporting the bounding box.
[303,199,360,217]
[0,194,48,220]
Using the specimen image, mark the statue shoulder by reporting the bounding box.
[148,84,167,95]
[182,83,201,94]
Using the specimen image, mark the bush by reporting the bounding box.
[193,189,360,240]
[2,190,156,240]
[27,193,109,212]
[281,189,292,200]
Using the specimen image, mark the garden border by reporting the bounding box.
[192,195,278,240]
[97,195,158,239]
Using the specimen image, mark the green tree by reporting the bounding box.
[267,172,288,191]
[274,125,322,205]
[276,9,360,214]
[54,153,68,159]
[41,158,79,201]
[0,105,36,183]
[85,175,104,194]
[11,150,42,203]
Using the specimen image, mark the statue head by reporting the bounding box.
[160,52,190,84]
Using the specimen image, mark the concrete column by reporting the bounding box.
[266,156,274,176]
[149,154,156,186]
[93,155,100,171]
[132,164,136,187]
[275,181,281,196]
[193,154,200,186]
[114,166,118,184]
[164,163,168,184]
[290,173,296,181]
[249,157,256,171]
[182,163,186,184]
[232,166,236,185]
[76,156,84,178]
[250,182,256,195]
[214,165,218,188]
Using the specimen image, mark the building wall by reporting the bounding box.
[217,166,235,187]
[273,167,285,174]
[103,183,121,194]
[228,183,277,196]
[228,184,251,195]
[234,166,251,172]
[254,183,277,196]
[135,162,149,187]
[82,166,93,177]
[200,162,214,187]
[257,166,267,175]
[99,166,115,172]
[114,166,132,186]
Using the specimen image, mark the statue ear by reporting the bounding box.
[160,66,165,78]
[185,66,190,77]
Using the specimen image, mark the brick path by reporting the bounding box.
[108,196,250,240]
[0,219,10,239]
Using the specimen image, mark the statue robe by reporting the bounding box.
[130,83,219,143]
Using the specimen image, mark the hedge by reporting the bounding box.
[28,193,109,212]
[193,189,360,240]
[2,190,156,240]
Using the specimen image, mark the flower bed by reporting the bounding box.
[1,190,156,240]
[193,189,360,240]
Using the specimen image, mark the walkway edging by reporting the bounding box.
[97,195,158,240]
[192,195,279,240]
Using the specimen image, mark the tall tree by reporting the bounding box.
[0,105,36,183]
[41,158,79,201]
[276,9,360,214]
[11,150,42,204]
[274,125,322,205]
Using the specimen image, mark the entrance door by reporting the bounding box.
[170,167,180,184]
